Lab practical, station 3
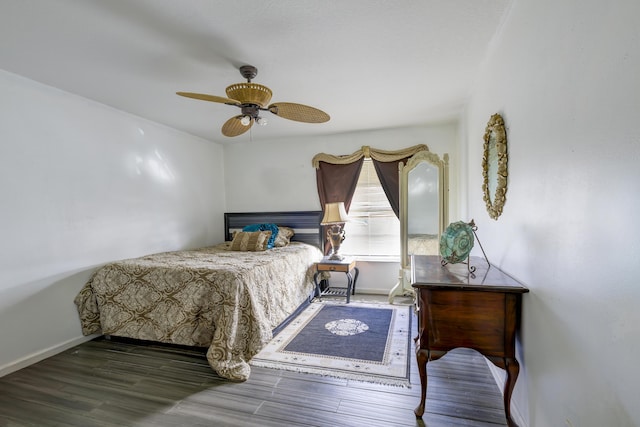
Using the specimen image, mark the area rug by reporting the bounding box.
[251,301,412,387]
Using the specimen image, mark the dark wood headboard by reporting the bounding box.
[224,211,323,249]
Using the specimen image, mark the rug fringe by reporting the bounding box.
[251,360,411,388]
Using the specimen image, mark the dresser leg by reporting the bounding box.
[504,357,520,427]
[414,349,429,418]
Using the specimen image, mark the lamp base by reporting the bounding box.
[326,224,346,262]
[327,253,344,261]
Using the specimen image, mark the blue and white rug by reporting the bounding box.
[251,301,412,387]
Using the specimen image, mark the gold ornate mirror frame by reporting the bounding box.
[482,113,508,220]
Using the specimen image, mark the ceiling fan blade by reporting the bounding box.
[177,92,241,106]
[221,115,252,137]
[268,102,330,123]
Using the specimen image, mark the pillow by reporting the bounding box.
[274,226,295,247]
[242,223,279,249]
[229,231,272,251]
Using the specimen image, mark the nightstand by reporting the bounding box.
[313,257,359,303]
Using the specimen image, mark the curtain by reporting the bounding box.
[372,157,409,218]
[315,159,364,214]
[312,144,429,254]
[315,159,363,254]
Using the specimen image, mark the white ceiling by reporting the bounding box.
[1,0,510,144]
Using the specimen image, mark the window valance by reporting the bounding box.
[311,144,429,168]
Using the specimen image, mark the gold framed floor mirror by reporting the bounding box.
[388,150,449,303]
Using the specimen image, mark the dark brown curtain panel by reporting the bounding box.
[315,159,364,212]
[315,159,364,254]
[372,156,414,218]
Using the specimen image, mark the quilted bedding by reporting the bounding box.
[74,241,321,381]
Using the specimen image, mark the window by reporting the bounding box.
[340,159,400,258]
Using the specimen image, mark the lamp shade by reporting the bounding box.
[321,202,348,224]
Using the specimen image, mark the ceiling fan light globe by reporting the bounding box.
[240,115,251,126]
[256,117,268,126]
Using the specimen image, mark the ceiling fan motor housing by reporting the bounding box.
[240,104,261,119]
[226,83,272,107]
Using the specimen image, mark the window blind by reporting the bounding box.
[341,159,400,257]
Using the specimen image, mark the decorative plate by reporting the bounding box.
[439,221,475,264]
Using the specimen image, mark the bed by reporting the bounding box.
[74,211,324,381]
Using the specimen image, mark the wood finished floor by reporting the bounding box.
[0,296,508,427]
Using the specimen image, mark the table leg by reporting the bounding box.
[351,267,359,295]
[414,348,429,418]
[487,356,520,427]
[345,272,353,303]
[313,271,322,301]
[504,357,520,427]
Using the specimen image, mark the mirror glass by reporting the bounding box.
[482,113,508,219]
[390,149,449,303]
[487,131,499,204]
[407,162,439,257]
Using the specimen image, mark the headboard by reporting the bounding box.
[224,211,324,249]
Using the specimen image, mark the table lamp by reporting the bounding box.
[321,202,349,260]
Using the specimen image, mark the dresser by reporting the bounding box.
[411,255,529,427]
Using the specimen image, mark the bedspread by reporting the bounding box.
[74,242,321,381]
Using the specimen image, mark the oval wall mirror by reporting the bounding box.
[482,113,508,220]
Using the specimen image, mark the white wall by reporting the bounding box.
[464,0,640,425]
[0,71,226,375]
[224,124,459,294]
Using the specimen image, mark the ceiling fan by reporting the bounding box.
[177,65,330,137]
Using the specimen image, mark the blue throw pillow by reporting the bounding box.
[242,223,279,249]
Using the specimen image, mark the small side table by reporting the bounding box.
[313,257,359,303]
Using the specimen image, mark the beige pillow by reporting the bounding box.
[274,226,295,247]
[229,231,272,251]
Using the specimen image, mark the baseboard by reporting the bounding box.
[355,288,390,295]
[0,334,100,378]
[486,360,527,427]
